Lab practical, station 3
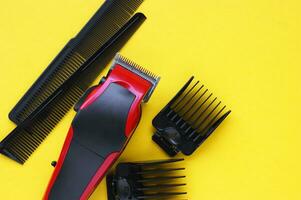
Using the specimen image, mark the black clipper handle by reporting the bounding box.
[45,83,136,200]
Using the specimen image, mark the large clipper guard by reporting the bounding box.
[43,54,160,200]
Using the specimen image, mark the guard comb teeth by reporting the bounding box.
[106,158,187,200]
[152,76,231,156]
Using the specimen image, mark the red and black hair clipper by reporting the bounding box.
[43,54,160,200]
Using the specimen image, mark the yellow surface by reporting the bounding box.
[0,0,300,199]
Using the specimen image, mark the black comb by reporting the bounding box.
[152,76,231,156]
[106,158,187,200]
[9,0,144,125]
[0,13,146,164]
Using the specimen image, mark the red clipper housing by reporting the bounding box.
[43,54,160,200]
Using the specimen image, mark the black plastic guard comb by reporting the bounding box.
[152,76,231,156]
[106,158,187,200]
[9,0,144,125]
[0,13,146,164]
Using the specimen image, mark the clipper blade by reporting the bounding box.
[106,158,187,200]
[152,76,231,156]
[112,54,160,102]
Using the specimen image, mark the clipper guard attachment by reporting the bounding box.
[152,76,231,156]
[106,158,187,200]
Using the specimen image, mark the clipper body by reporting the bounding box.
[44,55,159,200]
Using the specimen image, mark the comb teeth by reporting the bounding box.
[0,85,84,164]
[106,158,187,200]
[113,54,160,102]
[77,0,144,57]
[9,0,144,125]
[152,76,231,156]
[15,52,86,123]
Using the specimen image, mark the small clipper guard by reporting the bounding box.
[106,158,187,200]
[152,76,231,156]
[43,54,160,200]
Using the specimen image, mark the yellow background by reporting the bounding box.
[0,0,300,199]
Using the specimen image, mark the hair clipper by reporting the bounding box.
[43,54,160,200]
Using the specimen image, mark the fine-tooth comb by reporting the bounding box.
[106,158,187,200]
[152,76,231,156]
[0,13,146,164]
[9,0,144,125]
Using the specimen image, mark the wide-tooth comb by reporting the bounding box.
[0,13,146,164]
[112,54,160,102]
[9,0,144,125]
[152,76,231,156]
[106,158,187,200]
